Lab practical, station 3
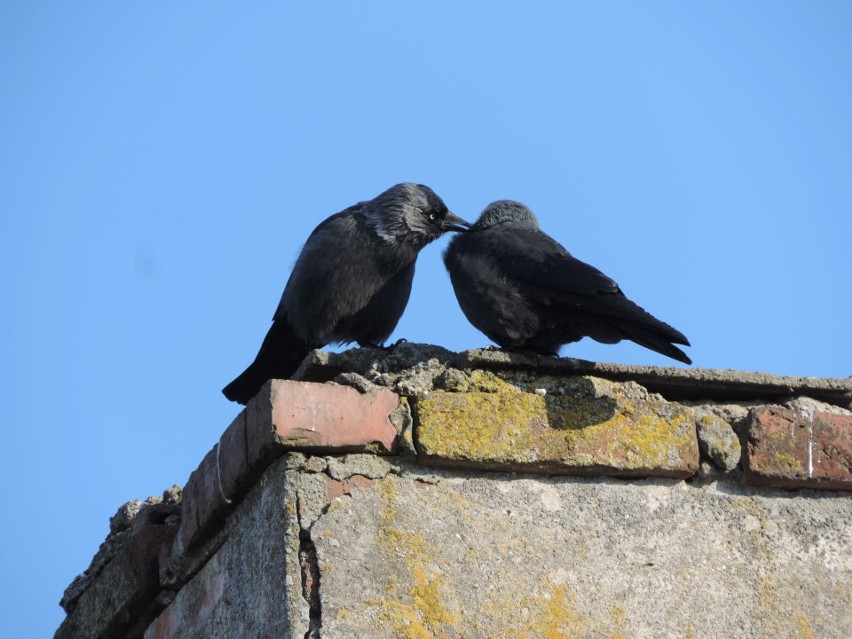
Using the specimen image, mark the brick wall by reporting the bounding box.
[55,344,852,639]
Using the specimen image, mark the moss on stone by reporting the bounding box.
[415,376,698,476]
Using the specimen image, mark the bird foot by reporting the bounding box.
[357,338,407,352]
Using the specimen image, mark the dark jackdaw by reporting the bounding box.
[443,200,691,364]
[223,183,469,404]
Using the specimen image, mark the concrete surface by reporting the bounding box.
[311,461,852,639]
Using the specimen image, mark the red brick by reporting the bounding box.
[177,443,234,552]
[145,551,226,639]
[325,475,376,501]
[246,380,400,461]
[744,406,852,491]
[173,382,399,556]
[217,411,248,501]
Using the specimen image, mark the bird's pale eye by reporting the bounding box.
[429,213,436,220]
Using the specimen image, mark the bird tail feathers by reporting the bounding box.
[222,318,310,404]
[617,322,692,365]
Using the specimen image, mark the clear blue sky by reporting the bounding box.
[2,2,850,635]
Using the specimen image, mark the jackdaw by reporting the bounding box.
[223,183,469,404]
[443,200,691,364]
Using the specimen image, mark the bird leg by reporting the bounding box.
[357,338,408,351]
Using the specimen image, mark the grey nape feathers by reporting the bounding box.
[223,183,469,404]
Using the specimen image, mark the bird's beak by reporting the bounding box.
[443,211,471,233]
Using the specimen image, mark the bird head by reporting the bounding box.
[364,183,469,248]
[473,200,541,230]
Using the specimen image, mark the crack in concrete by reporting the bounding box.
[298,526,322,639]
[290,453,403,639]
[298,523,322,637]
[296,491,322,639]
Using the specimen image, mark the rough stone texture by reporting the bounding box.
[785,395,852,416]
[55,525,178,639]
[294,342,457,395]
[745,405,852,490]
[326,453,394,481]
[416,375,699,477]
[695,408,742,471]
[144,458,303,639]
[59,488,181,616]
[313,468,852,639]
[295,343,852,408]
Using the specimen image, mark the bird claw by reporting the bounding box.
[357,338,407,352]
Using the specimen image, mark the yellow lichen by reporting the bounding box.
[410,564,460,631]
[467,579,591,639]
[417,381,696,472]
[335,607,352,621]
[796,614,814,639]
[468,369,516,393]
[536,584,584,639]
[378,476,400,521]
[374,477,460,639]
[608,605,627,638]
[771,451,803,472]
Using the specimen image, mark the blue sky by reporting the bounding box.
[2,2,851,635]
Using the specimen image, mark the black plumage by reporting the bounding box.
[443,200,691,364]
[223,183,468,404]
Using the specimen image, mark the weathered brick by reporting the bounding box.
[146,459,297,639]
[176,444,234,552]
[415,378,698,477]
[744,406,852,490]
[245,380,400,461]
[217,411,248,501]
[145,550,226,639]
[55,525,177,639]
[168,382,400,576]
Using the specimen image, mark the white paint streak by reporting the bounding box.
[804,408,814,478]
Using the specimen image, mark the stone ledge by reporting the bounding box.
[455,349,852,406]
[293,343,852,408]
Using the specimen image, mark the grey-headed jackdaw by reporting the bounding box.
[443,200,691,364]
[223,183,468,404]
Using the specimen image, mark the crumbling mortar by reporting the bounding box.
[296,493,323,639]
